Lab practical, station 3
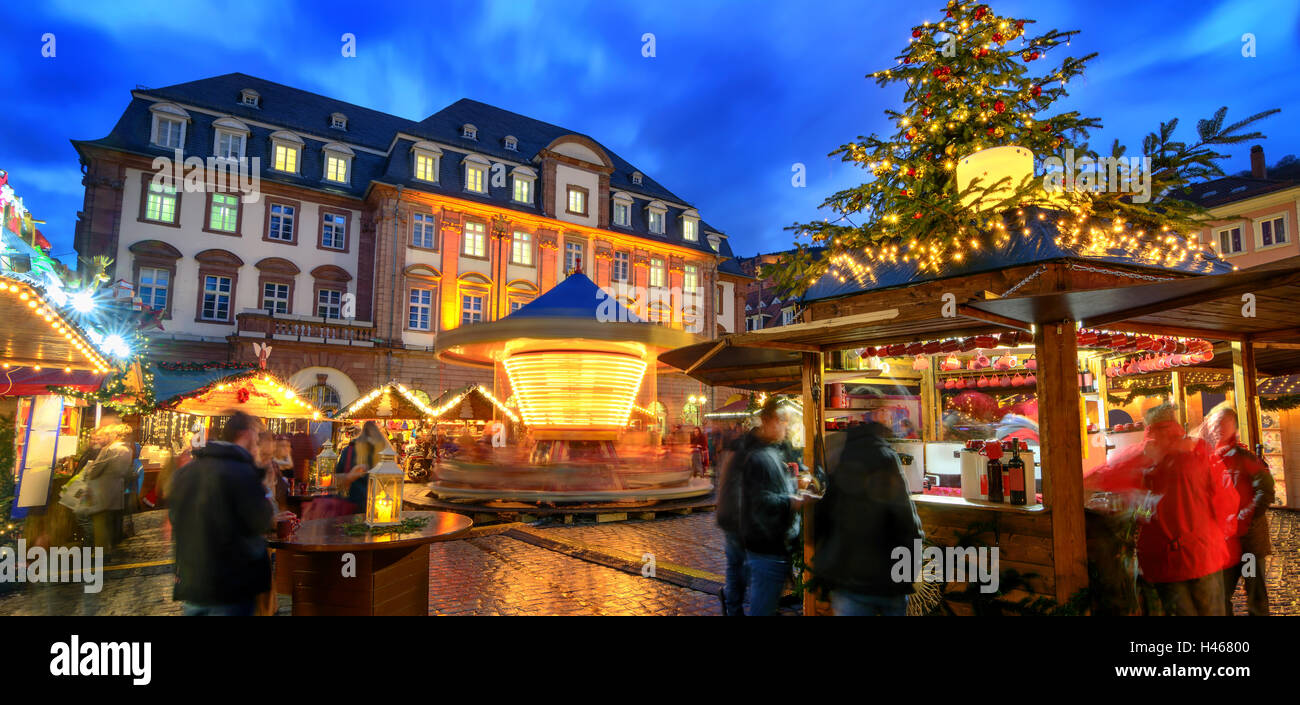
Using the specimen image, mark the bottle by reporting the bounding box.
[984,440,1003,503]
[1007,440,1026,506]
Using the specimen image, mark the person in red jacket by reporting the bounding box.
[1084,403,1236,615]
[1204,406,1274,615]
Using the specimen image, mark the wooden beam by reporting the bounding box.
[1099,321,1245,342]
[683,339,728,375]
[1034,320,1089,604]
[726,307,900,349]
[956,304,1033,331]
[1231,341,1260,449]
[1081,270,1300,329]
[1249,326,1300,342]
[921,357,940,442]
[816,325,1008,352]
[1171,369,1187,428]
[800,350,825,617]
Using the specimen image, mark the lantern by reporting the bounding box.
[365,448,404,526]
[313,440,338,491]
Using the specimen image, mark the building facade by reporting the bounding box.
[73,72,749,420]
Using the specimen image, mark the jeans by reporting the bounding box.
[182,601,256,616]
[1153,571,1225,616]
[831,590,908,616]
[745,551,790,616]
[722,532,747,616]
[1223,558,1270,616]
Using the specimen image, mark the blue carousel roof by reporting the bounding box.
[506,271,640,322]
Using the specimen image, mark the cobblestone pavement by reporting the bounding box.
[2,508,1296,616]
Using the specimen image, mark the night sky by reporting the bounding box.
[2,0,1296,267]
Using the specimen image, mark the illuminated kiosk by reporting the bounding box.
[432,272,711,503]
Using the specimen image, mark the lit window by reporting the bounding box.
[208,193,239,232]
[1260,216,1287,247]
[463,221,486,257]
[415,152,439,182]
[216,131,244,160]
[613,252,630,282]
[321,212,347,250]
[408,288,433,330]
[461,294,484,325]
[650,257,666,288]
[138,267,169,311]
[683,219,698,241]
[262,282,289,314]
[513,176,533,204]
[614,201,630,227]
[564,241,584,276]
[154,117,184,149]
[317,289,342,319]
[567,186,588,215]
[648,210,665,234]
[1217,226,1243,254]
[512,232,533,265]
[324,153,349,183]
[307,384,341,412]
[201,275,232,321]
[411,213,437,249]
[267,202,295,242]
[273,143,298,173]
[684,264,700,294]
[144,180,178,223]
[466,163,486,193]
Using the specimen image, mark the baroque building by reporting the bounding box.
[73,73,749,418]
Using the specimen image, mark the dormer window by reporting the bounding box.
[212,117,250,160]
[646,200,667,235]
[611,191,633,227]
[330,112,348,130]
[631,171,643,186]
[322,143,354,184]
[511,166,537,204]
[269,131,304,174]
[463,154,489,194]
[149,103,190,150]
[412,142,443,183]
[504,135,518,151]
[240,89,261,108]
[680,209,700,242]
[462,124,478,140]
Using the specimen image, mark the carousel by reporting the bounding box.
[429,272,711,503]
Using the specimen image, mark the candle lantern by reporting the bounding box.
[313,440,338,491]
[365,448,404,526]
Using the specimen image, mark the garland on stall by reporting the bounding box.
[156,361,257,372]
[46,366,157,416]
[1261,395,1300,412]
[1105,380,1233,406]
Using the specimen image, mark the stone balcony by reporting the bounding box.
[235,309,377,347]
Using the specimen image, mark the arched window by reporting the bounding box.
[681,400,701,427]
[307,384,342,413]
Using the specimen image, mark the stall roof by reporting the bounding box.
[429,384,519,422]
[333,382,435,421]
[157,368,321,419]
[0,367,105,396]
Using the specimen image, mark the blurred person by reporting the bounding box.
[813,422,923,616]
[74,428,107,474]
[714,426,756,616]
[169,411,276,616]
[1205,406,1274,616]
[289,431,317,480]
[736,397,808,616]
[1083,403,1235,616]
[83,424,133,552]
[336,420,395,513]
[270,436,295,480]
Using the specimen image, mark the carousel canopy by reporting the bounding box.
[334,382,436,421]
[156,367,321,419]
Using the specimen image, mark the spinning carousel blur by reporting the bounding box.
[429,273,712,505]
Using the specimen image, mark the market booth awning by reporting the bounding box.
[156,367,321,419]
[0,367,105,396]
[429,384,518,423]
[333,382,436,421]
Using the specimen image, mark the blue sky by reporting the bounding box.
[2,0,1296,266]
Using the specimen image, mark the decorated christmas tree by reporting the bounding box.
[771,0,1277,292]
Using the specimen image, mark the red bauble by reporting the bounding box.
[974,6,988,19]
[993,100,1006,113]
[907,167,916,176]
[992,33,1003,43]
[913,212,923,219]
[1031,84,1042,97]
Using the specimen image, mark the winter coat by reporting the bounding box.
[169,441,273,606]
[84,442,133,514]
[715,431,758,535]
[737,432,801,557]
[1218,439,1274,558]
[1084,421,1236,584]
[813,424,923,595]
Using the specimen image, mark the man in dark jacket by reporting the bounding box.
[169,411,273,616]
[715,427,755,616]
[813,422,923,616]
[737,397,807,616]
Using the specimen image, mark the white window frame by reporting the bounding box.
[646,201,667,234]
[412,142,442,183]
[511,231,533,265]
[262,282,290,314]
[511,166,536,205]
[681,210,700,242]
[504,135,518,151]
[317,288,343,319]
[269,131,303,174]
[408,288,433,330]
[212,117,249,161]
[462,221,487,258]
[267,201,296,242]
[684,264,701,295]
[462,124,478,140]
[143,179,179,224]
[612,192,633,227]
[201,275,233,322]
[138,267,169,311]
[564,241,584,276]
[464,154,489,194]
[1216,224,1245,256]
[322,143,354,184]
[149,103,189,149]
[411,212,438,249]
[330,113,348,130]
[612,251,630,282]
[240,89,260,108]
[649,257,666,288]
[461,294,484,325]
[1253,212,1289,250]
[781,307,795,326]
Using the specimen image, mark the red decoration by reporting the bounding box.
[912,29,922,38]
[1031,84,1042,97]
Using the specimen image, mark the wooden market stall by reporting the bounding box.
[665,219,1299,615]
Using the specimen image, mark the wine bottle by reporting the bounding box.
[1007,441,1026,506]
[984,440,1003,503]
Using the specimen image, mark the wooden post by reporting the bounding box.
[1231,340,1259,449]
[1034,320,1088,605]
[800,351,824,616]
[1170,369,1187,429]
[921,358,939,442]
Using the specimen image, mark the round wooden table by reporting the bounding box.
[269,510,472,616]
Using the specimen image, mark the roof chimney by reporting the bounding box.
[1250,145,1267,179]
